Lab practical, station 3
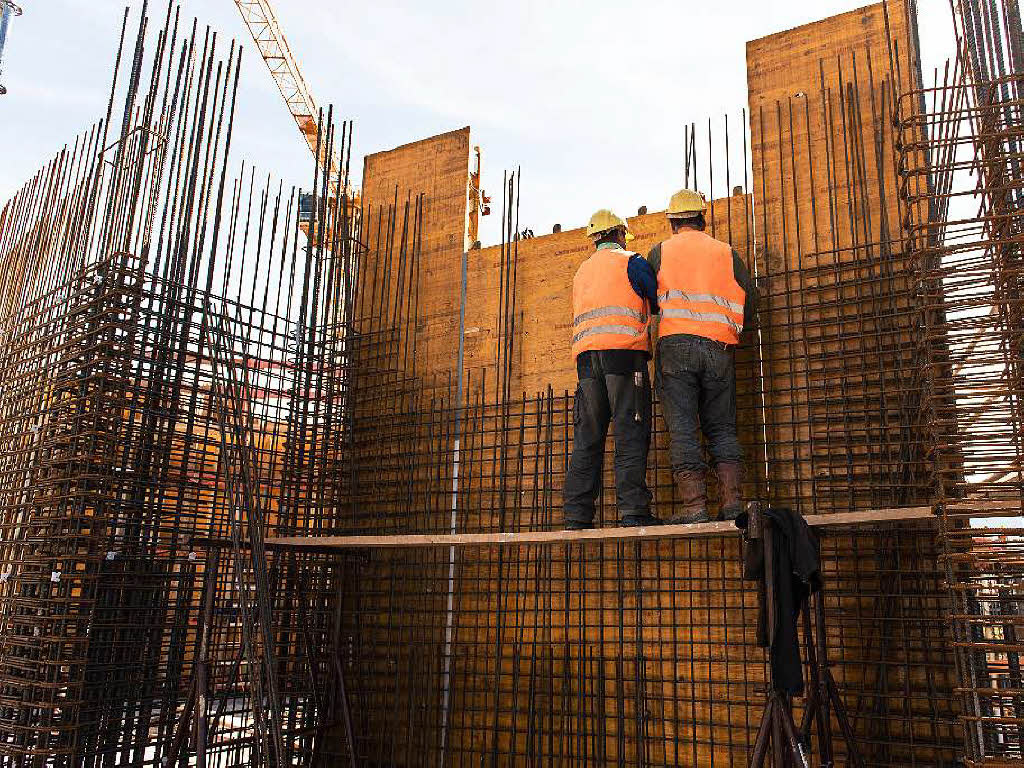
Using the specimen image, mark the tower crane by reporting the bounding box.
[231,0,350,209]
[232,0,486,246]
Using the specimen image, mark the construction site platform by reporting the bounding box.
[263,505,936,550]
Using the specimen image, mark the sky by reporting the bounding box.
[1,0,955,245]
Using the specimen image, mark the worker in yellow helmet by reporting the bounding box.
[563,209,663,529]
[648,189,758,523]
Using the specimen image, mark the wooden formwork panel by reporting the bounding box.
[747,1,916,262]
[340,6,960,763]
[341,524,959,766]
[361,127,472,382]
[747,1,935,515]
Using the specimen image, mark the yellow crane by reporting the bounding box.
[232,0,486,246]
[231,0,349,206]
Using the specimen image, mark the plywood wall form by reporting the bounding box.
[361,127,472,380]
[746,0,939,514]
[343,3,961,765]
[339,521,959,766]
[744,7,960,764]
[358,141,766,514]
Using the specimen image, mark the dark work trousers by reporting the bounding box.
[563,353,653,524]
[656,333,741,472]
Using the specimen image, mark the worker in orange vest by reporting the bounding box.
[648,189,758,523]
[563,209,663,529]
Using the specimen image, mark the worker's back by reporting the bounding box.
[656,230,745,345]
[571,247,650,358]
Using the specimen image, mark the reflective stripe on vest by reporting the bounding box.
[572,323,644,347]
[656,230,745,345]
[571,247,650,358]
[573,305,647,326]
[656,290,744,316]
[661,307,741,334]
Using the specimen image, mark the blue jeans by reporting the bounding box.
[563,354,652,523]
[656,334,741,472]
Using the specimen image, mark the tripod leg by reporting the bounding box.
[799,689,817,745]
[749,696,774,768]
[815,680,833,767]
[778,694,810,768]
[815,688,831,765]
[771,695,785,768]
[800,599,818,746]
[826,672,865,768]
[812,590,835,767]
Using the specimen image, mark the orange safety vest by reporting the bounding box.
[656,230,745,345]
[571,247,650,359]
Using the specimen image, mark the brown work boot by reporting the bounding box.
[716,461,744,521]
[667,469,708,524]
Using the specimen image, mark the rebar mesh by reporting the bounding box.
[894,1,1024,756]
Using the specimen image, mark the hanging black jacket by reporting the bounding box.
[741,507,823,695]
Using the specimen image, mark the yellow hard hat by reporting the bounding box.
[667,188,707,219]
[586,209,635,241]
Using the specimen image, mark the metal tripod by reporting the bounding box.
[746,503,864,768]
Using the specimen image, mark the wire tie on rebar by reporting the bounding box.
[188,551,197,561]
[50,571,61,583]
[106,551,117,561]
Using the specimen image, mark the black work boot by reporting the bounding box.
[620,511,663,527]
[667,469,709,524]
[716,461,744,521]
[564,518,595,531]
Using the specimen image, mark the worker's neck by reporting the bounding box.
[596,239,625,250]
[672,225,702,236]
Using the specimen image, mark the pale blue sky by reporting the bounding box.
[1,0,954,244]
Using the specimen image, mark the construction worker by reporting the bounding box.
[649,189,757,523]
[563,209,663,530]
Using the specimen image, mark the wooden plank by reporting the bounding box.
[264,504,934,549]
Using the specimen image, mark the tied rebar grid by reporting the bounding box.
[894,1,1024,761]
[0,0,380,763]
[332,391,959,767]
[746,38,946,518]
[326,83,961,765]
